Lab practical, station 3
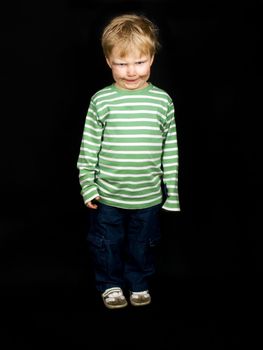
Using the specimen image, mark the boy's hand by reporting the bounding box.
[86,196,100,209]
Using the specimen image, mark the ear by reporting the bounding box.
[150,55,155,66]
[106,57,112,69]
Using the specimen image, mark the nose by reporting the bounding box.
[127,64,136,76]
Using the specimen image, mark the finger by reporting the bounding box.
[86,201,98,209]
[86,199,100,209]
[91,196,101,208]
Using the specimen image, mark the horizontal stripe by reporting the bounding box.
[99,155,161,162]
[100,169,162,178]
[97,102,168,113]
[103,134,163,139]
[100,163,161,171]
[100,195,163,205]
[102,141,162,146]
[101,149,162,154]
[105,126,159,131]
[98,178,160,192]
[100,110,166,120]
[96,94,168,105]
[99,186,161,199]
[98,177,161,186]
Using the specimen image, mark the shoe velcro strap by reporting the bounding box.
[131,290,149,295]
[102,287,122,298]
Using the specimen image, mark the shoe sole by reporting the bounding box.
[103,302,128,309]
[102,297,128,309]
[130,298,151,307]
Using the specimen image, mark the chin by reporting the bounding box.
[125,82,145,90]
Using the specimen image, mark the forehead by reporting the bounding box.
[110,46,150,61]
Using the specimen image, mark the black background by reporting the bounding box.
[0,0,260,348]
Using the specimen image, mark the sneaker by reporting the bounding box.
[130,290,151,306]
[101,287,128,309]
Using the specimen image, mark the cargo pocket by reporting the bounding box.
[145,236,161,273]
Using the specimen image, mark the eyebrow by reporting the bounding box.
[112,58,148,64]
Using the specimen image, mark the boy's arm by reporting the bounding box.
[77,100,103,206]
[162,101,180,211]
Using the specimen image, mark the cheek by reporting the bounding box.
[139,66,151,76]
[112,68,124,78]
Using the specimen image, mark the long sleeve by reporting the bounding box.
[77,99,103,204]
[161,101,180,211]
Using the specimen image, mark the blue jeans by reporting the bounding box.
[87,202,162,293]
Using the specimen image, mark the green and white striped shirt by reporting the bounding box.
[77,83,180,211]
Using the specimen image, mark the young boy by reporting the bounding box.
[77,13,180,309]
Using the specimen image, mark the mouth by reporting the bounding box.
[125,79,139,83]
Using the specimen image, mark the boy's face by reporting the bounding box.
[106,47,154,91]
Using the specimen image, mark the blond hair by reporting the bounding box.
[101,13,160,58]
